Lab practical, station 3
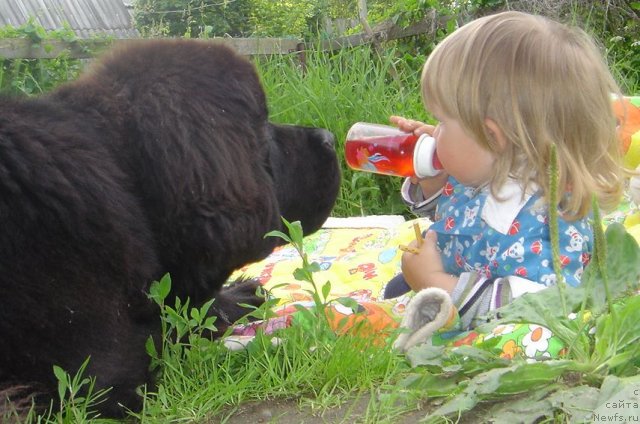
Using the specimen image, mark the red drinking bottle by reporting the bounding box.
[345,122,443,178]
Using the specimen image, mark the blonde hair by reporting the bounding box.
[421,11,624,220]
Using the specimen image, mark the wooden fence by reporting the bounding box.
[0,37,301,59]
[0,14,444,59]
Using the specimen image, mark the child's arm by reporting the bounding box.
[390,115,448,218]
[401,230,457,293]
[402,230,548,330]
[400,174,448,219]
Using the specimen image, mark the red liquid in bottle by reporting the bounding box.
[345,134,419,177]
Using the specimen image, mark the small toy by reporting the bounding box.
[614,96,640,170]
[613,96,640,236]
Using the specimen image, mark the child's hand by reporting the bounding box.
[389,115,435,136]
[401,230,457,293]
[390,115,447,189]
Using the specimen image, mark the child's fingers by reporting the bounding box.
[424,230,438,245]
[398,244,420,254]
[390,116,426,132]
[389,115,409,126]
[423,230,442,253]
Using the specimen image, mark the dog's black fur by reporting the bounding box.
[0,39,340,416]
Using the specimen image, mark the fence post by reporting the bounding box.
[357,0,402,87]
[296,42,307,75]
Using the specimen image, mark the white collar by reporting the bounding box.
[480,178,537,235]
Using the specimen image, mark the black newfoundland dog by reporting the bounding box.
[0,39,340,416]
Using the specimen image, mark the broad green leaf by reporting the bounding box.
[293,267,312,281]
[264,229,292,244]
[597,374,640,405]
[483,385,599,423]
[495,361,583,395]
[428,361,581,419]
[482,385,559,424]
[450,344,504,364]
[52,364,67,383]
[190,307,200,322]
[281,218,304,245]
[53,365,68,402]
[307,262,321,273]
[594,296,640,368]
[334,296,359,312]
[476,284,584,332]
[399,372,465,397]
[425,369,503,420]
[592,375,640,419]
[145,336,158,359]
[406,344,446,367]
[199,298,215,317]
[203,316,218,331]
[321,280,331,301]
[148,273,172,304]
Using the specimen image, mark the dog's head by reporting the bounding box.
[54,39,341,256]
[267,123,341,236]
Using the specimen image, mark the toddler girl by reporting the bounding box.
[385,11,625,330]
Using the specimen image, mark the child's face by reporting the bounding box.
[431,107,496,187]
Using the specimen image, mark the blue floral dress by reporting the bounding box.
[429,177,592,287]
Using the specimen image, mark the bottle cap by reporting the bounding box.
[413,134,443,178]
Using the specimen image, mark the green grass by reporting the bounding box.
[137,314,408,422]
[137,218,640,423]
[256,45,428,218]
[7,218,640,423]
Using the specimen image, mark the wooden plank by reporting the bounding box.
[317,13,445,51]
[216,38,301,56]
[0,38,110,59]
[0,37,302,59]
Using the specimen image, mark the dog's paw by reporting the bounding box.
[210,277,266,334]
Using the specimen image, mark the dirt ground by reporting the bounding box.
[217,397,429,424]
[220,398,369,424]
[214,392,499,423]
[212,392,481,424]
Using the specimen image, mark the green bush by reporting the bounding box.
[0,20,82,95]
[134,0,254,38]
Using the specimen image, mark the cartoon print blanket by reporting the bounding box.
[227,212,617,358]
[227,215,417,344]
